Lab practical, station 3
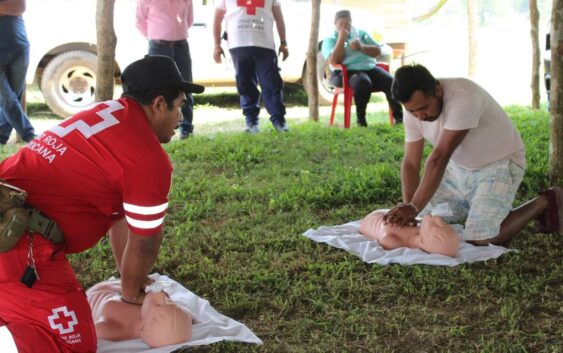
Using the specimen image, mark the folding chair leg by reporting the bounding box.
[343,89,353,128]
[329,92,339,126]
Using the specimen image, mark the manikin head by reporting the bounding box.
[359,211,459,257]
[139,291,193,348]
[92,289,192,348]
[417,215,459,257]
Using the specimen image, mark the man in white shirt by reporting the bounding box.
[213,0,289,133]
[384,64,562,244]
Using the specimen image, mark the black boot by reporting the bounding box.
[357,116,368,127]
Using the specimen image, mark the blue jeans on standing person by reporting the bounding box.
[0,46,36,144]
[229,46,287,130]
[148,39,194,137]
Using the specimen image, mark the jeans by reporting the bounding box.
[229,46,286,126]
[0,46,35,144]
[148,39,194,136]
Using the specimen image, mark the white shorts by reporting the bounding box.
[419,159,525,241]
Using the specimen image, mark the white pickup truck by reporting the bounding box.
[24,0,391,117]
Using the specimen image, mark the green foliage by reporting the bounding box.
[2,106,560,353]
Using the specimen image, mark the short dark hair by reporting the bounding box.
[334,10,351,22]
[122,87,182,111]
[391,64,438,102]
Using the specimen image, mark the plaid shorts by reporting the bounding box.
[419,159,525,241]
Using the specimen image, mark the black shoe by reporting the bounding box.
[24,133,38,142]
[272,122,289,132]
[356,117,367,127]
[245,123,260,134]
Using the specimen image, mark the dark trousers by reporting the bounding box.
[229,46,286,126]
[329,66,403,123]
[149,39,194,135]
[0,46,35,144]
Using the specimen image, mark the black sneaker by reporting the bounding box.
[245,124,260,134]
[273,122,289,132]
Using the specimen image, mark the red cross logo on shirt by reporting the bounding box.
[48,306,79,335]
[237,0,265,15]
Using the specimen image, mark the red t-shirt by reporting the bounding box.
[0,98,173,253]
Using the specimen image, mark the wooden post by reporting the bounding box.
[306,0,321,122]
[549,0,563,185]
[95,0,116,102]
[530,0,540,109]
[467,0,477,78]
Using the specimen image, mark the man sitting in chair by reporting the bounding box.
[321,10,403,127]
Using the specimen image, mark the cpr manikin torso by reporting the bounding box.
[359,210,460,257]
[87,282,193,348]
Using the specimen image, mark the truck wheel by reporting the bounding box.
[40,50,97,118]
[302,51,335,106]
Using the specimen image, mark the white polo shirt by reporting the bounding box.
[216,0,281,50]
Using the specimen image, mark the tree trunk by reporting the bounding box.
[550,0,563,185]
[306,0,321,122]
[95,0,116,102]
[467,0,478,77]
[530,0,540,109]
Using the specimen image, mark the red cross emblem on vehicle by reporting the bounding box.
[237,0,265,15]
[48,306,78,335]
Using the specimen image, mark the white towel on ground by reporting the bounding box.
[303,221,514,266]
[92,273,262,353]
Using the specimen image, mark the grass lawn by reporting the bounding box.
[2,103,561,352]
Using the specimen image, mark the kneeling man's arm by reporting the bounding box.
[410,129,469,211]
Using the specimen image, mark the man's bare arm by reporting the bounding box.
[409,129,469,211]
[212,8,226,63]
[401,139,424,203]
[119,230,163,304]
[272,5,288,60]
[109,218,128,272]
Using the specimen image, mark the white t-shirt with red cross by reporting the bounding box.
[404,78,526,170]
[216,0,281,50]
[0,98,173,253]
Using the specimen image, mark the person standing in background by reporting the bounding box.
[0,0,36,144]
[136,0,196,139]
[213,0,289,133]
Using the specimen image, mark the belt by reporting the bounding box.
[26,207,65,245]
[150,39,186,48]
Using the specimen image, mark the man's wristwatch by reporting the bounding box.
[280,40,288,46]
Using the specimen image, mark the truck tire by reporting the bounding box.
[302,50,335,106]
[40,50,97,118]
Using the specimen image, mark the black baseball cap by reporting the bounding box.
[121,55,205,94]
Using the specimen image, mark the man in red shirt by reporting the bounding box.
[0,55,204,353]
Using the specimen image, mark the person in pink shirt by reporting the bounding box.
[136,0,197,139]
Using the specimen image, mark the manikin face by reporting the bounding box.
[418,215,459,257]
[403,85,444,122]
[140,291,193,348]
